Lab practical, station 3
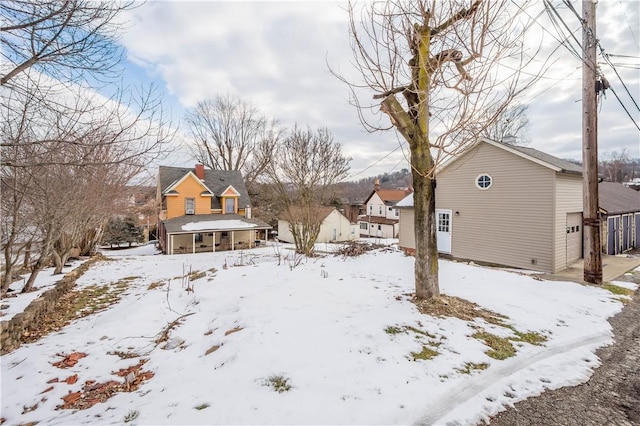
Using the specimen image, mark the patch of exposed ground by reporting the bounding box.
[413,294,509,326]
[22,276,135,343]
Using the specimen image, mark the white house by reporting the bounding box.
[278,208,358,244]
[358,180,412,238]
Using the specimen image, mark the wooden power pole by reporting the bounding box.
[582,0,602,284]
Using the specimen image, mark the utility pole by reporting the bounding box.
[582,0,602,284]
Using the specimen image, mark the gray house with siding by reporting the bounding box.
[599,181,640,255]
[397,138,583,273]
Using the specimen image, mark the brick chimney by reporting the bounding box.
[374,178,380,192]
[195,164,205,180]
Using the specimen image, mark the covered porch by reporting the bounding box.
[159,214,271,255]
[169,229,268,254]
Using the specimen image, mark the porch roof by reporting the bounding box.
[163,214,272,235]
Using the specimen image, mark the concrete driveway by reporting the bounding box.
[544,253,640,284]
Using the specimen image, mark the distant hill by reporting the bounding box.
[338,169,412,203]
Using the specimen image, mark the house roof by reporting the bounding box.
[396,193,414,208]
[162,213,271,234]
[599,181,640,215]
[364,188,413,205]
[439,138,583,175]
[358,215,399,226]
[158,166,252,209]
[279,206,352,224]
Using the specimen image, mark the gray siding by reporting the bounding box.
[436,143,555,272]
[554,174,583,271]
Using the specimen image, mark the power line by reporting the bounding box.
[544,0,585,64]
[617,0,640,51]
[608,53,640,60]
[347,140,406,180]
[558,0,640,131]
[607,85,640,131]
[601,52,640,113]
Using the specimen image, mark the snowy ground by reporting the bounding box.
[1,241,636,425]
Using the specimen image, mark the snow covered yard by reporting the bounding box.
[0,242,633,425]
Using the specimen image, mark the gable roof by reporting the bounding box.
[364,188,413,205]
[279,206,349,224]
[396,193,414,208]
[599,181,640,215]
[163,171,214,196]
[439,138,583,175]
[158,166,252,210]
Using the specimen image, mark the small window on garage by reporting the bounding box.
[475,174,492,190]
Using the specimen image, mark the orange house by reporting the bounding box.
[157,164,271,254]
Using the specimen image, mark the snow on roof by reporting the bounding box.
[396,193,414,208]
[182,220,258,231]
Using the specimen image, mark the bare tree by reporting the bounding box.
[1,0,173,170]
[1,0,174,293]
[481,102,531,145]
[337,0,543,299]
[1,89,153,292]
[266,126,350,256]
[599,149,632,183]
[1,0,136,89]
[184,94,282,190]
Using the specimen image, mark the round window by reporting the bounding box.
[476,174,492,189]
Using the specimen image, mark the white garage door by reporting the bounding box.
[566,213,582,264]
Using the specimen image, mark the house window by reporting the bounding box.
[195,233,203,242]
[378,205,383,215]
[185,198,195,214]
[368,205,373,215]
[360,222,368,230]
[438,212,450,232]
[394,209,399,217]
[225,198,235,214]
[475,174,492,190]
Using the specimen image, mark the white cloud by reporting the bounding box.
[119,0,640,177]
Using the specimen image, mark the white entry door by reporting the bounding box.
[566,212,583,263]
[436,209,452,254]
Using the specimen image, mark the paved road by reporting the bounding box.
[488,272,640,426]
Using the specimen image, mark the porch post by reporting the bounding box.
[192,233,196,254]
[231,231,235,250]
[170,234,174,255]
[212,232,215,253]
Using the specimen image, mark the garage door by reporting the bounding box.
[607,216,620,255]
[566,213,582,263]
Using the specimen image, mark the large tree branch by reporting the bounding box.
[373,86,409,99]
[431,0,483,35]
[379,95,418,146]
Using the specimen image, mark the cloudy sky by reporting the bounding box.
[118,1,640,179]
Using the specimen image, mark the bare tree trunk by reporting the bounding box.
[23,256,46,293]
[2,244,15,294]
[22,241,31,268]
[413,169,440,299]
[22,234,53,293]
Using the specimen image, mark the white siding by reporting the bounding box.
[398,208,415,251]
[365,193,386,218]
[277,219,295,243]
[554,174,583,271]
[316,210,357,242]
[279,210,357,244]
